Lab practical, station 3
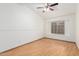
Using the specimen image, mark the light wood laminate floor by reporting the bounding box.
[0,38,79,56]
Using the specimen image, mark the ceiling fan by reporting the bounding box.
[37,3,58,13]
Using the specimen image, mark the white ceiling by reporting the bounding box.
[20,3,77,20]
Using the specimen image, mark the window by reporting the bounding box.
[51,21,64,34]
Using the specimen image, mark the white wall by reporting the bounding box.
[0,3,44,52]
[76,4,79,48]
[45,14,76,42]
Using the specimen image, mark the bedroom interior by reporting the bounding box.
[0,3,79,56]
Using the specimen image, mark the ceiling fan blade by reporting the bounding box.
[49,8,54,11]
[37,7,44,9]
[50,3,58,7]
